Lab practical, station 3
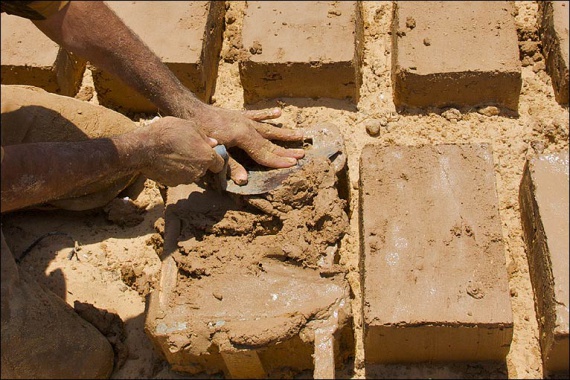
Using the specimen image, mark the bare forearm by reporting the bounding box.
[32,1,202,117]
[1,134,147,212]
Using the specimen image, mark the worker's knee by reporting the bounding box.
[1,234,114,378]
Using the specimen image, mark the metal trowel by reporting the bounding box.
[214,123,346,195]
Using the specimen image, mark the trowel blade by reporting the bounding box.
[224,145,339,195]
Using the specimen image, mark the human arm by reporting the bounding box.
[1,117,224,213]
[31,1,305,183]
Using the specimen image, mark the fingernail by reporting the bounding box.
[293,148,305,157]
[286,157,297,165]
[235,174,248,185]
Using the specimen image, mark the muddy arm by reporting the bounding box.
[31,1,305,181]
[1,134,145,213]
[31,1,199,118]
[1,118,224,213]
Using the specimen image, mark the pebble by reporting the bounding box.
[212,292,223,301]
[441,108,462,121]
[366,120,382,136]
[532,61,545,73]
[478,106,500,117]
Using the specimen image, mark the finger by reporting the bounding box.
[227,156,248,185]
[243,139,300,169]
[254,122,304,141]
[242,107,281,121]
[270,144,305,159]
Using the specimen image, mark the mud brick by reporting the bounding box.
[360,144,513,363]
[539,1,569,105]
[519,151,569,373]
[391,1,521,111]
[145,184,354,377]
[1,13,85,96]
[239,1,363,104]
[91,1,225,114]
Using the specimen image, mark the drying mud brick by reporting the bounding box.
[239,1,363,104]
[519,151,569,373]
[1,13,85,97]
[391,1,522,111]
[146,153,354,378]
[91,1,225,114]
[360,143,513,363]
[539,1,569,105]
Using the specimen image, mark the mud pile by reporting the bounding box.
[145,153,354,377]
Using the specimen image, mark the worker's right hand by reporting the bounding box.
[131,116,225,187]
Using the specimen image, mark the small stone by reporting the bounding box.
[212,292,223,301]
[532,61,545,73]
[521,56,533,67]
[366,120,382,136]
[441,108,462,121]
[519,40,539,57]
[249,40,263,55]
[423,38,431,46]
[406,16,416,29]
[478,106,500,117]
[530,140,545,154]
[510,288,518,297]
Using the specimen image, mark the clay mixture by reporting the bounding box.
[1,1,569,379]
[175,157,348,276]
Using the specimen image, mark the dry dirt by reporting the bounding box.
[2,1,569,379]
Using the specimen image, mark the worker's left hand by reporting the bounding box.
[186,103,305,184]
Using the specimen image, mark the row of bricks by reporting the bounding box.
[148,144,568,378]
[1,1,568,115]
[360,144,568,373]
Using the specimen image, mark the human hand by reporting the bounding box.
[188,103,305,184]
[133,116,225,187]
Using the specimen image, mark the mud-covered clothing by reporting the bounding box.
[1,1,69,20]
[1,1,69,163]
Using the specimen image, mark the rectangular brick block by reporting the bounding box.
[360,143,513,363]
[539,1,569,105]
[1,13,85,96]
[239,1,363,104]
[145,184,354,377]
[92,1,225,114]
[391,1,521,110]
[519,151,569,373]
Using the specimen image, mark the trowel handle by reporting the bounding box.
[214,144,229,162]
[214,145,229,189]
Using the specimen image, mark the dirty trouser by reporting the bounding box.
[1,230,114,378]
[1,85,139,378]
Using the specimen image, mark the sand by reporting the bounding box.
[1,1,568,379]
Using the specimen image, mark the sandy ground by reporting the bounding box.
[2,1,569,379]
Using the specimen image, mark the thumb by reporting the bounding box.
[208,145,226,174]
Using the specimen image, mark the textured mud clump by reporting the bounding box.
[173,157,348,278]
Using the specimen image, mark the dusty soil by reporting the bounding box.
[2,1,569,379]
